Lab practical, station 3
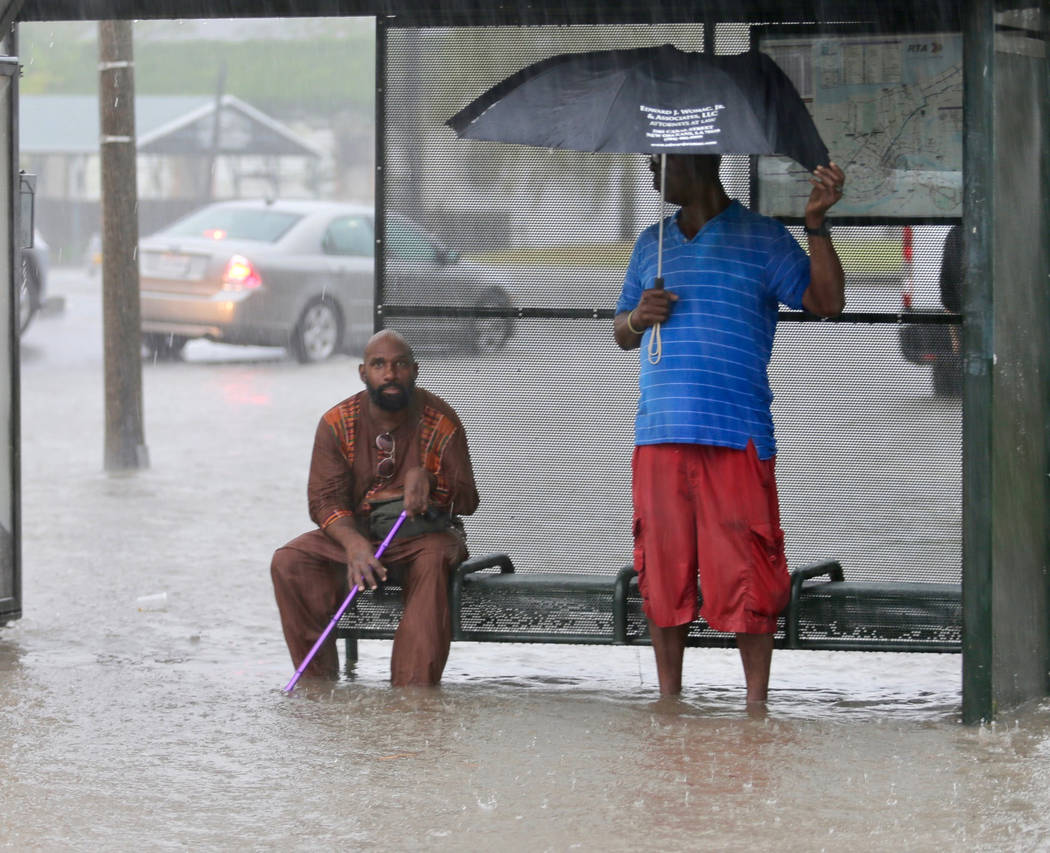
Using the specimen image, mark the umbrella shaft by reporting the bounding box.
[656,153,666,286]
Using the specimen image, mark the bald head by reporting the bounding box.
[363,329,415,362]
[360,330,419,412]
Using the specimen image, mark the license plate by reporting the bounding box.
[143,252,200,280]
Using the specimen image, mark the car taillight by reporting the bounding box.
[222,254,262,291]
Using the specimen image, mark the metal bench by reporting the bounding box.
[337,554,962,662]
[786,562,962,653]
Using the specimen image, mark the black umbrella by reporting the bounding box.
[446,45,829,170]
[447,45,829,362]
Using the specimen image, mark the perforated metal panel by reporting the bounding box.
[379,22,962,591]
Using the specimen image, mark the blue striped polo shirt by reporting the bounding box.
[615,200,810,459]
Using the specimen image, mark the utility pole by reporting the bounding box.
[202,61,227,203]
[98,20,148,472]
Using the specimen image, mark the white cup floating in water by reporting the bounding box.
[136,592,168,611]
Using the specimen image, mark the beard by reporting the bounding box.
[367,379,414,411]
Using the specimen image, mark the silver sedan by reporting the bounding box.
[138,198,515,362]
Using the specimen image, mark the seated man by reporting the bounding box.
[271,330,479,686]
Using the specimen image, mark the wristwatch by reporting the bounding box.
[804,222,831,237]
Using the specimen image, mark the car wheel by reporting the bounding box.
[931,362,962,397]
[470,290,513,355]
[143,333,188,361]
[291,299,342,363]
[18,256,39,335]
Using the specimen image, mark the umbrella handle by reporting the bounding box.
[647,322,663,364]
[282,511,408,692]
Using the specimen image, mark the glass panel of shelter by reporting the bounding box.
[379,21,961,586]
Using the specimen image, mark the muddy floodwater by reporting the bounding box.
[3,272,1050,851]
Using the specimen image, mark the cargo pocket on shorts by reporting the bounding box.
[748,523,790,619]
[632,514,647,605]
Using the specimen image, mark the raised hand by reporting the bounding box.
[806,162,846,224]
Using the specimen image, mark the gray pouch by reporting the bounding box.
[368,497,452,541]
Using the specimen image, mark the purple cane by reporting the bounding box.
[282,510,408,693]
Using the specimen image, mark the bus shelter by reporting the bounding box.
[2,0,1048,724]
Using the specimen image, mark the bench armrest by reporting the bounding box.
[791,560,845,585]
[455,553,515,579]
[451,553,513,641]
[613,564,637,644]
[786,560,845,649]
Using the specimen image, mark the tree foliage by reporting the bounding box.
[19,20,375,120]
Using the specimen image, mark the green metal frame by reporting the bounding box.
[0,52,19,627]
[961,0,996,729]
[961,0,1050,723]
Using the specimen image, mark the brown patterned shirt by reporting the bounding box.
[307,388,479,533]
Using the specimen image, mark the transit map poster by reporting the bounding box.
[756,31,962,219]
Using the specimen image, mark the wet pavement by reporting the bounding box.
[1,270,1049,851]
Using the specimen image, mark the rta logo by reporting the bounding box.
[907,42,943,54]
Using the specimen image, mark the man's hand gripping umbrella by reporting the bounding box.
[282,511,408,693]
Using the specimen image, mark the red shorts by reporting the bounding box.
[631,442,790,634]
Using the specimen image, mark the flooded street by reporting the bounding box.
[2,270,1050,850]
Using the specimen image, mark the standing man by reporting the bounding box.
[272,330,479,686]
[614,154,846,705]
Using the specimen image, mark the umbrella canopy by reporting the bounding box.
[446,44,829,171]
